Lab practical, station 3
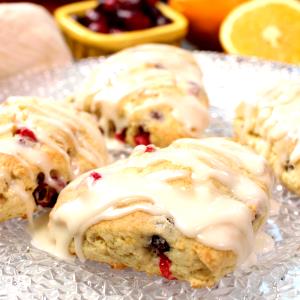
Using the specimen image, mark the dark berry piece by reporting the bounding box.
[33,184,58,208]
[284,159,294,171]
[15,127,37,142]
[150,110,164,120]
[134,127,150,146]
[146,0,159,7]
[36,172,45,185]
[90,171,102,181]
[150,235,170,254]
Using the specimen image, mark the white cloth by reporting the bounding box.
[0,3,72,79]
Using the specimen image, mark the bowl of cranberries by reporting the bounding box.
[55,0,188,58]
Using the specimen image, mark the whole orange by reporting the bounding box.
[169,0,249,50]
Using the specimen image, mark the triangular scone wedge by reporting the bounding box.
[72,44,209,147]
[234,82,300,195]
[48,138,272,288]
[0,97,109,222]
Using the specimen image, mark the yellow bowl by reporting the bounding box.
[55,1,188,59]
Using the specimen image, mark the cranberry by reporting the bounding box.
[145,145,155,153]
[159,254,176,280]
[33,184,58,208]
[150,235,170,254]
[88,18,109,33]
[118,0,142,10]
[36,172,45,185]
[85,9,101,22]
[145,0,159,6]
[156,15,171,26]
[134,127,150,145]
[115,128,127,143]
[102,0,119,12]
[90,171,102,181]
[109,27,123,33]
[117,10,151,31]
[15,127,37,142]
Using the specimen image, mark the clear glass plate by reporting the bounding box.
[0,52,300,300]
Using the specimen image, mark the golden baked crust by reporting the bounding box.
[73,44,209,147]
[0,97,108,222]
[50,138,272,288]
[234,83,300,195]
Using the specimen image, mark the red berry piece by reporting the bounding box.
[145,145,155,153]
[102,0,119,12]
[118,0,142,10]
[90,171,102,181]
[146,0,159,6]
[115,128,127,143]
[134,127,150,145]
[15,127,37,142]
[159,254,176,280]
[117,10,151,31]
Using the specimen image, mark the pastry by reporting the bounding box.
[48,138,272,288]
[234,82,300,195]
[73,44,209,147]
[0,97,108,222]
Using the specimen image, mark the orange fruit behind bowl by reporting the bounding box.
[220,0,300,64]
[169,0,248,50]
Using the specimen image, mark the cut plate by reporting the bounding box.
[0,52,300,299]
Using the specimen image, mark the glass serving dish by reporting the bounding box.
[0,52,300,299]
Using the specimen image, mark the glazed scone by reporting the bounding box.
[0,97,108,222]
[234,82,300,195]
[48,138,272,288]
[73,44,209,147]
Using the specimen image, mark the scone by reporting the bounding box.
[48,138,272,288]
[73,44,209,147]
[0,97,108,222]
[234,82,300,195]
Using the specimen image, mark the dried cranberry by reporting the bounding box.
[115,128,127,143]
[150,235,170,254]
[159,253,176,280]
[117,9,151,31]
[90,171,102,181]
[134,127,150,146]
[15,127,37,142]
[150,111,164,120]
[36,172,45,185]
[33,184,58,208]
[145,145,155,153]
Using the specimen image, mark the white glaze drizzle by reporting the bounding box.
[76,44,209,138]
[47,138,272,265]
[0,97,108,219]
[240,82,300,168]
